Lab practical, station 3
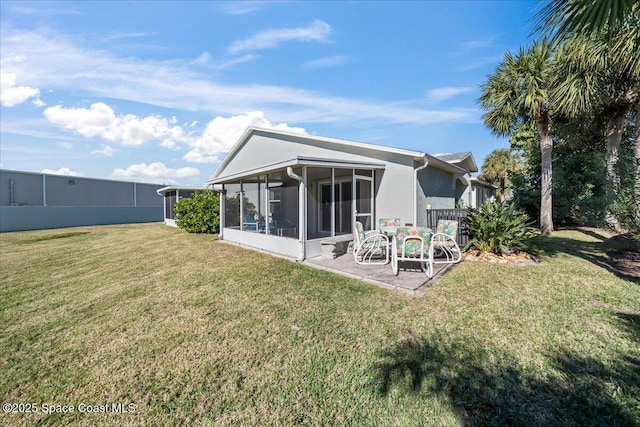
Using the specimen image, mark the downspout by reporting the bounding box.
[413,157,429,226]
[211,184,224,239]
[156,188,166,225]
[287,166,306,262]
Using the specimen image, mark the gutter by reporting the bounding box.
[286,166,306,262]
[413,158,429,226]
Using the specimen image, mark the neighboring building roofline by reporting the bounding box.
[470,177,498,189]
[0,168,166,186]
[433,152,478,173]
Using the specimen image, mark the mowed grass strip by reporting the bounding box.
[0,224,638,426]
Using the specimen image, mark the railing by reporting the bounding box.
[425,209,469,247]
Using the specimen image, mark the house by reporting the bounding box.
[156,185,210,227]
[207,127,495,261]
[431,152,496,208]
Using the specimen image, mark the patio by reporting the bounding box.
[304,253,454,296]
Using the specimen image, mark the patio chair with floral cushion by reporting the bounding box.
[353,221,389,265]
[431,219,462,265]
[391,226,433,277]
[378,217,401,231]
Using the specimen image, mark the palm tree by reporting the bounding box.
[532,0,637,44]
[550,16,639,229]
[480,148,522,202]
[479,40,555,235]
[534,0,640,225]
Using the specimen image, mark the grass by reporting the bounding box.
[0,223,638,426]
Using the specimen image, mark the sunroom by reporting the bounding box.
[215,159,382,260]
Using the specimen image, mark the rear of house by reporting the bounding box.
[207,127,494,260]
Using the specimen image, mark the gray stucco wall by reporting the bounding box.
[416,166,456,226]
[217,132,419,228]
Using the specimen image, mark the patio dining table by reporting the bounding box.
[380,225,398,237]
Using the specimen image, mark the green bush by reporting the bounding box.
[174,190,220,234]
[464,200,536,255]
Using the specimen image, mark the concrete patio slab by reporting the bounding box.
[304,253,454,296]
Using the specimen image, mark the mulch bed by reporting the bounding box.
[606,234,640,279]
[463,249,537,264]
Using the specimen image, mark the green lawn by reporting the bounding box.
[0,224,638,426]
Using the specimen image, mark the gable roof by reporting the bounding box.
[433,152,478,173]
[208,127,467,183]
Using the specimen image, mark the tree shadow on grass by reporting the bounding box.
[373,337,639,426]
[527,230,640,284]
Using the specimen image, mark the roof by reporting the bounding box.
[470,177,498,189]
[208,127,465,183]
[433,152,478,173]
[156,185,209,195]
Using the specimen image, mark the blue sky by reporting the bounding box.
[0,0,539,185]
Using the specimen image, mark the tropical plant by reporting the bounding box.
[479,39,555,235]
[479,148,522,201]
[464,200,537,255]
[534,0,640,229]
[532,0,637,43]
[174,190,220,234]
[550,32,639,230]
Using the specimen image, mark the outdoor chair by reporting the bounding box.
[378,217,401,231]
[431,219,462,265]
[353,221,389,265]
[242,214,277,233]
[242,214,259,231]
[391,226,434,277]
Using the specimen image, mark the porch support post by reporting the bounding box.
[299,167,307,260]
[219,187,225,239]
[330,168,335,237]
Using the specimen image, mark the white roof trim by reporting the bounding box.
[209,156,386,184]
[156,185,209,195]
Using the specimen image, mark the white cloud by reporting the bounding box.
[111,162,200,184]
[220,1,271,15]
[91,145,116,156]
[183,111,306,163]
[461,36,496,49]
[426,86,474,103]
[302,55,350,69]
[2,27,475,127]
[227,20,331,54]
[192,51,257,70]
[0,72,43,107]
[41,167,83,176]
[43,102,188,146]
[57,141,73,149]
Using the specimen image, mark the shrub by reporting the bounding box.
[174,190,220,234]
[464,200,536,255]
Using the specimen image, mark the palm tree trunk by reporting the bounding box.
[634,102,640,224]
[605,107,626,231]
[537,112,553,236]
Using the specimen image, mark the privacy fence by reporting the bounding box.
[424,208,469,247]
